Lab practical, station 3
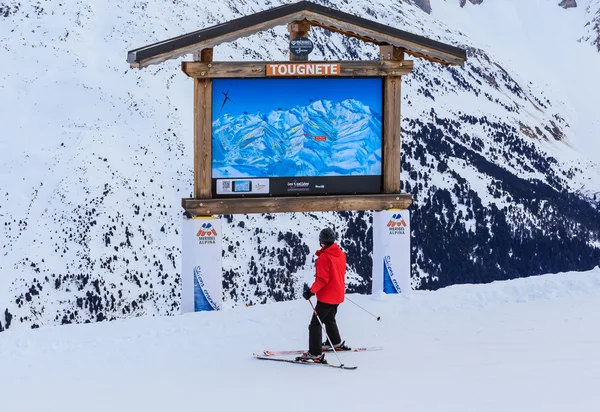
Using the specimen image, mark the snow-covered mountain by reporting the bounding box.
[1,0,600,332]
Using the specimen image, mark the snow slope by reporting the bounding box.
[433,0,600,156]
[1,268,599,411]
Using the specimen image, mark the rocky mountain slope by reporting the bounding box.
[583,0,600,50]
[411,0,577,13]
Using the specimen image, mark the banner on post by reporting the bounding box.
[372,210,411,294]
[181,215,223,313]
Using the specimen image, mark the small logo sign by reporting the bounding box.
[387,214,407,235]
[387,214,407,227]
[196,223,217,244]
[216,179,269,195]
[290,37,314,56]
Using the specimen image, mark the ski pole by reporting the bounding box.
[345,296,381,321]
[308,299,344,366]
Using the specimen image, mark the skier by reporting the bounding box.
[298,227,348,363]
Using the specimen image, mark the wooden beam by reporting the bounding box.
[134,11,308,68]
[193,49,213,199]
[200,48,213,62]
[130,6,467,69]
[182,194,413,215]
[288,21,311,62]
[193,48,213,61]
[380,45,405,61]
[193,70,212,199]
[288,21,311,33]
[182,60,414,78]
[383,75,402,194]
[303,11,465,66]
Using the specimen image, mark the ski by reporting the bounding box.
[263,346,382,357]
[254,354,357,370]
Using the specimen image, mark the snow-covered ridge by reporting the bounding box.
[417,266,600,309]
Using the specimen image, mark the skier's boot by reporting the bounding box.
[322,340,350,351]
[296,351,327,364]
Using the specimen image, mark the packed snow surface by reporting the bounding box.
[2,267,599,412]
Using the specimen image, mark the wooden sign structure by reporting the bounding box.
[127,1,467,216]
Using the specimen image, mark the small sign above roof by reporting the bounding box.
[289,37,314,57]
[126,0,467,69]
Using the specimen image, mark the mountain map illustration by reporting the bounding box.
[212,98,383,178]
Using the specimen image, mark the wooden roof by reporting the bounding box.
[127,1,467,68]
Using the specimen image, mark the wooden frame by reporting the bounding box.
[193,49,213,199]
[181,60,414,78]
[381,45,404,193]
[126,2,467,216]
[194,78,212,199]
[383,75,402,194]
[185,56,413,215]
[182,194,413,215]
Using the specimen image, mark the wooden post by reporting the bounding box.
[380,45,405,61]
[288,21,311,61]
[381,46,404,194]
[194,48,213,199]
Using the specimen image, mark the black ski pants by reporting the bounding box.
[309,301,341,356]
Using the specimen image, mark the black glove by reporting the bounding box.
[303,289,314,300]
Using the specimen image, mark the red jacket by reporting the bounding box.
[309,243,346,305]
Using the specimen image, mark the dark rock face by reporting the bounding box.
[559,0,577,9]
[457,0,577,10]
[590,4,600,52]
[460,0,484,7]
[578,1,600,52]
[412,0,432,14]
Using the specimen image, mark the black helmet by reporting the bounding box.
[319,227,335,245]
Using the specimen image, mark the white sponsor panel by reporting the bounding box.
[216,178,270,195]
[181,215,223,313]
[372,210,411,294]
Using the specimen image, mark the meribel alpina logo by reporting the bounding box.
[387,213,407,235]
[196,223,217,244]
